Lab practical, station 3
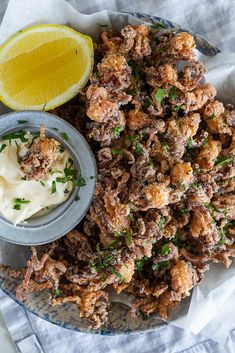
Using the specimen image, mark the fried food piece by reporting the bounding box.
[78,290,109,329]
[97,54,131,91]
[20,125,60,180]
[170,260,198,297]
[190,206,219,244]
[127,99,165,131]
[171,162,194,187]
[203,100,232,135]
[168,32,196,60]
[144,182,170,209]
[195,139,222,171]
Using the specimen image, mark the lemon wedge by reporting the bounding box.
[0,24,94,111]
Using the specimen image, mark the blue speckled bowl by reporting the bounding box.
[0,12,219,335]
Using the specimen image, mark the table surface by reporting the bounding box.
[0,311,16,353]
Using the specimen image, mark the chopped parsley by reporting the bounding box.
[134,143,142,156]
[3,130,28,143]
[168,86,177,100]
[135,257,149,272]
[203,202,225,214]
[208,113,216,120]
[155,88,167,104]
[203,137,209,146]
[128,212,135,222]
[113,126,121,138]
[53,289,62,297]
[74,177,86,187]
[152,261,170,271]
[214,156,233,166]
[13,198,30,210]
[40,181,46,186]
[0,144,7,153]
[128,134,139,142]
[51,180,57,194]
[162,244,170,255]
[177,208,189,217]
[53,127,59,131]
[144,98,152,108]
[151,22,166,29]
[187,137,193,149]
[111,148,123,155]
[161,141,168,152]
[109,267,124,284]
[60,132,69,141]
[17,120,28,124]
[75,195,80,201]
[158,216,166,229]
[174,105,181,112]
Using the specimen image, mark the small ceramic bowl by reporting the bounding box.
[0,111,97,246]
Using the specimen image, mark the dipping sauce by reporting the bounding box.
[0,127,76,225]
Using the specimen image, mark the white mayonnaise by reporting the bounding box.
[0,132,74,225]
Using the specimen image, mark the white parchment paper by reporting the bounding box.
[0,0,235,346]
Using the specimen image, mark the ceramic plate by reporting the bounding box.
[0,11,219,335]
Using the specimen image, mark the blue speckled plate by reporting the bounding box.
[0,12,219,335]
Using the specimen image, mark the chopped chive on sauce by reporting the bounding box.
[51,180,57,194]
[0,144,7,153]
[13,198,31,210]
[3,130,28,143]
[40,181,46,187]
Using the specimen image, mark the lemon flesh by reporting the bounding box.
[0,24,94,110]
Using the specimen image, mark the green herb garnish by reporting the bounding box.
[162,244,170,255]
[155,88,167,104]
[187,137,193,149]
[214,156,233,166]
[174,105,181,112]
[0,144,7,153]
[40,181,45,186]
[128,134,139,143]
[51,180,57,194]
[110,267,124,284]
[158,216,166,229]
[111,148,123,155]
[134,143,142,156]
[168,86,177,100]
[13,198,31,210]
[135,257,149,272]
[152,261,170,271]
[75,195,80,201]
[60,132,69,141]
[113,126,121,138]
[54,289,62,297]
[208,113,216,120]
[3,130,28,143]
[203,138,209,146]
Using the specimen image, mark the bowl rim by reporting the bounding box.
[0,10,219,334]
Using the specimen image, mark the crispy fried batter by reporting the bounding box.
[20,125,60,180]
